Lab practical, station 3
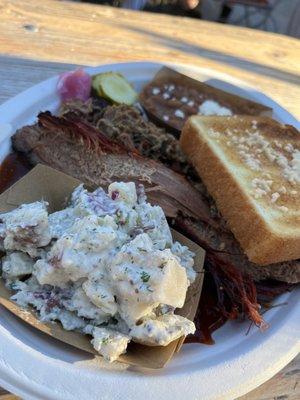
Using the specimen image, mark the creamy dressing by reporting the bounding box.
[0,182,196,362]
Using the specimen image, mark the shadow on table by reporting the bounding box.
[105,22,300,85]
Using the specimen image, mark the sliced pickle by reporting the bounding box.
[92,72,138,105]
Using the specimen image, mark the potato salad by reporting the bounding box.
[0,182,196,362]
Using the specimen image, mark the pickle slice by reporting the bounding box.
[92,72,138,105]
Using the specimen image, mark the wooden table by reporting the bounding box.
[0,0,299,399]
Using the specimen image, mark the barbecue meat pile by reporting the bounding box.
[12,105,299,329]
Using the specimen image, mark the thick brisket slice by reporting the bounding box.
[12,112,215,226]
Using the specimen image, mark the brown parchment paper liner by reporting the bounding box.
[0,164,205,369]
[139,66,273,133]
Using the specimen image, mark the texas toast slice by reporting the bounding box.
[180,115,300,266]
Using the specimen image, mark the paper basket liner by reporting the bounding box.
[0,164,205,369]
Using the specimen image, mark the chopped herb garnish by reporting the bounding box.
[102,337,109,345]
[140,271,150,283]
[146,285,154,292]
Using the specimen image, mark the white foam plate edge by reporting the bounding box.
[0,61,299,400]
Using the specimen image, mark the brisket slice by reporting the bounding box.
[11,111,217,226]
[175,216,300,284]
[59,103,229,223]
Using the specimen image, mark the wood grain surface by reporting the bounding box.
[0,0,300,118]
[0,0,299,399]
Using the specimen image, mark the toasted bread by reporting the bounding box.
[139,67,272,133]
[180,115,300,265]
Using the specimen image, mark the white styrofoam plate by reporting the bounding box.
[0,61,299,400]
